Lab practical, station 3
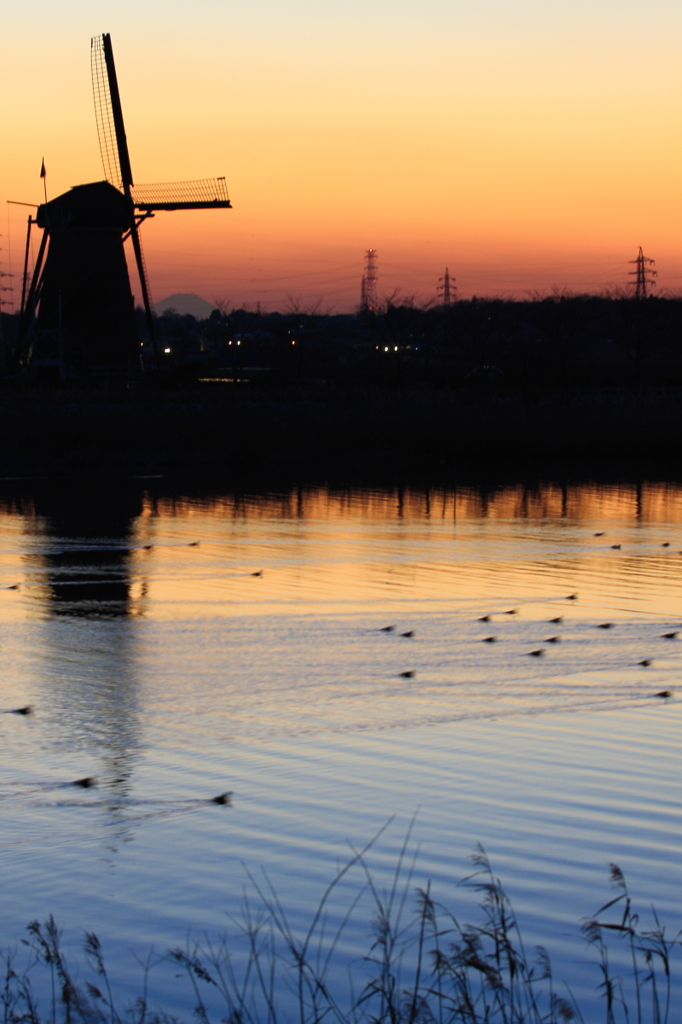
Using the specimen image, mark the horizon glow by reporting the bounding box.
[2,0,682,312]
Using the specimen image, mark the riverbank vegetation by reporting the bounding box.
[1,840,679,1024]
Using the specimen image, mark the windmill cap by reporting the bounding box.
[37,181,133,231]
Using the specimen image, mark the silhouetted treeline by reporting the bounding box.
[4,294,682,470]
[3,292,682,391]
[143,293,682,391]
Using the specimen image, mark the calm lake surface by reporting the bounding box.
[0,476,681,1019]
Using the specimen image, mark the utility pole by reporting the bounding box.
[628,247,657,299]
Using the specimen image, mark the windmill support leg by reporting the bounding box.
[129,222,160,369]
[16,228,48,364]
[20,216,34,318]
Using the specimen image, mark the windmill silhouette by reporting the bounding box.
[18,33,231,377]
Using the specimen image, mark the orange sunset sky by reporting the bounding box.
[2,0,682,312]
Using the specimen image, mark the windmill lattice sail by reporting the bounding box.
[132,178,231,211]
[91,34,126,190]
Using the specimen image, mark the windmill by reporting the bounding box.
[18,33,231,377]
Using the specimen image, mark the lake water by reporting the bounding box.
[0,476,681,1021]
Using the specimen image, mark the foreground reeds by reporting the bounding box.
[1,831,679,1024]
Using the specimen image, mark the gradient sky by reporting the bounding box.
[3,0,682,311]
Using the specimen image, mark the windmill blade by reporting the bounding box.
[91,34,133,192]
[131,178,232,211]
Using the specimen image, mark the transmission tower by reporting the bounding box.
[360,248,378,311]
[628,247,657,299]
[0,278,12,312]
[437,267,455,306]
[0,254,13,314]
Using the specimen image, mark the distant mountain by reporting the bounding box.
[154,293,218,319]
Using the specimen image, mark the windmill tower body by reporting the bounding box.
[34,182,138,371]
[19,33,231,377]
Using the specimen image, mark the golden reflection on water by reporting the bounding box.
[141,480,682,523]
[0,476,672,750]
[126,480,682,620]
[1,480,682,621]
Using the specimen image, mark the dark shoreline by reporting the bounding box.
[2,384,682,480]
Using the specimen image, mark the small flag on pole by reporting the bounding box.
[40,159,46,179]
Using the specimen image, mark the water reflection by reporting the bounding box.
[27,482,144,618]
[17,482,148,847]
[47,628,143,852]
[136,476,682,524]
